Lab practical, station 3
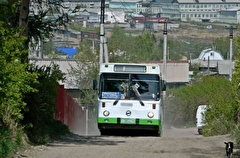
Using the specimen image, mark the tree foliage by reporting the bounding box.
[1,0,69,61]
[214,37,230,59]
[165,75,235,136]
[22,64,68,144]
[108,26,159,62]
[68,39,99,134]
[0,0,70,152]
[108,26,131,62]
[231,36,240,144]
[0,22,38,156]
[70,39,99,105]
[202,77,236,136]
[130,32,159,62]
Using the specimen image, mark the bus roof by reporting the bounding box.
[99,63,161,74]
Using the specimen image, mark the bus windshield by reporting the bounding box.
[99,73,160,101]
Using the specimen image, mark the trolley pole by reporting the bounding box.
[163,22,167,96]
[225,25,237,81]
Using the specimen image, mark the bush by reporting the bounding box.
[0,126,25,157]
[21,64,68,144]
[0,127,13,157]
[165,75,236,135]
[202,102,237,136]
[48,120,70,140]
[232,125,240,145]
[26,120,70,144]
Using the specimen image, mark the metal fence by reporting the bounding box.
[56,85,99,135]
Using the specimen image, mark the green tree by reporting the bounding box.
[165,75,234,136]
[108,26,127,52]
[108,26,131,62]
[0,22,37,157]
[43,39,55,56]
[69,39,99,134]
[214,37,229,59]
[231,36,240,144]
[22,64,68,144]
[232,41,240,106]
[202,76,236,136]
[1,0,69,62]
[108,26,159,62]
[131,32,159,62]
[70,39,99,105]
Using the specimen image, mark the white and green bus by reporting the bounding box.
[94,63,165,136]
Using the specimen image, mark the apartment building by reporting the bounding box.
[109,0,151,14]
[177,0,240,22]
[63,0,109,11]
[219,8,240,23]
[61,0,240,24]
[151,0,180,20]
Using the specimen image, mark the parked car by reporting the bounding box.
[196,105,207,134]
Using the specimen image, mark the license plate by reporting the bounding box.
[121,103,133,106]
[121,118,135,124]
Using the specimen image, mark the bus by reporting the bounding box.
[94,63,165,136]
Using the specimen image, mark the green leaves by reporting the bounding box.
[0,0,70,150]
[22,64,66,143]
[0,22,38,154]
[108,26,159,62]
[70,39,98,105]
[0,23,37,126]
[166,75,234,134]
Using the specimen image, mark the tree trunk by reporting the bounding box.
[19,0,29,36]
[19,0,30,62]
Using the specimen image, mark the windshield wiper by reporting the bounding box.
[138,98,144,106]
[132,83,145,106]
[113,99,119,105]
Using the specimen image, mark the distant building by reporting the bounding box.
[190,48,233,77]
[146,60,190,88]
[163,60,190,88]
[150,0,240,23]
[62,0,106,10]
[176,0,240,22]
[197,48,224,61]
[61,0,240,24]
[219,7,240,23]
[151,0,181,20]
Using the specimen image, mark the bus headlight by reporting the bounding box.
[147,112,154,118]
[103,110,110,116]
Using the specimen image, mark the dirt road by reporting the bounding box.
[17,127,237,158]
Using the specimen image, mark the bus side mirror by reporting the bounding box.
[93,79,98,90]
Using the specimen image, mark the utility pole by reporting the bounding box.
[100,0,108,64]
[225,25,237,81]
[163,22,167,96]
[99,0,105,65]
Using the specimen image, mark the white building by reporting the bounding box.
[61,0,240,24]
[198,48,224,61]
[219,7,240,23]
[190,48,234,76]
[99,11,126,24]
[177,0,240,22]
[62,0,106,10]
